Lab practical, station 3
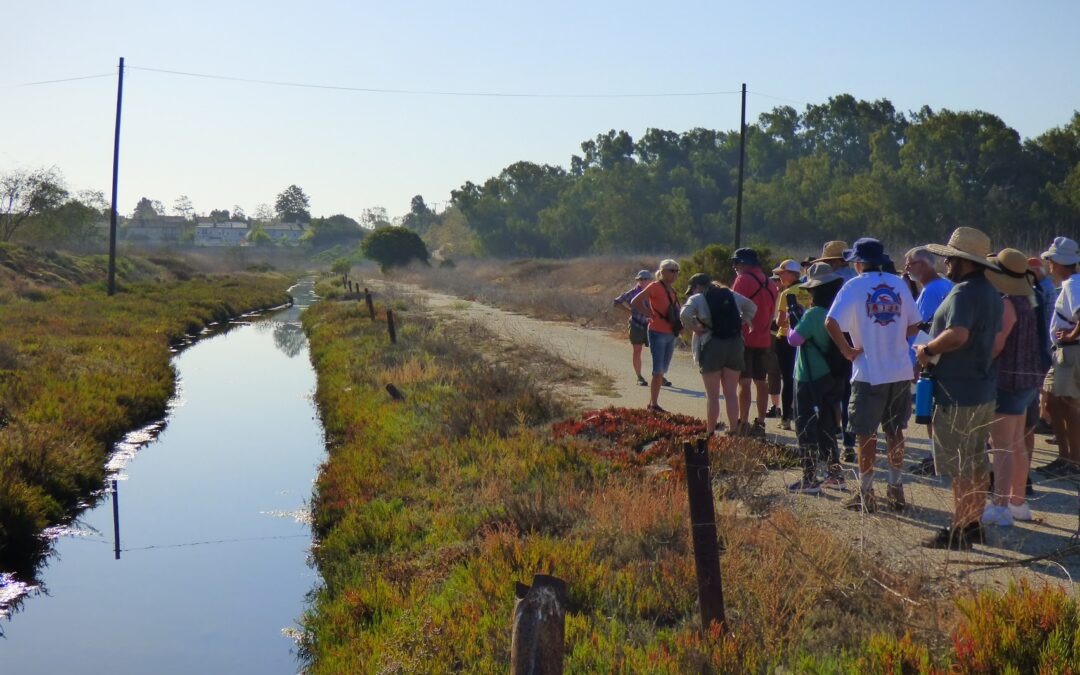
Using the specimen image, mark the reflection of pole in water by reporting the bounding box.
[112,479,121,560]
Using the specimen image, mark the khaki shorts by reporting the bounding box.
[848,380,911,436]
[933,401,994,479]
[700,336,744,374]
[1044,345,1080,399]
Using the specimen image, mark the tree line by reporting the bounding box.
[439,94,1080,257]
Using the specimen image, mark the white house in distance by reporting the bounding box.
[262,221,306,245]
[194,221,250,247]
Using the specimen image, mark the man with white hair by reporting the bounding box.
[1038,237,1080,476]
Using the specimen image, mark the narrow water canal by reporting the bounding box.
[1,279,323,673]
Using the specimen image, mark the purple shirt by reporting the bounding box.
[614,286,650,327]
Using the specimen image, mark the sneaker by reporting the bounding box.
[636,374,648,386]
[911,456,937,476]
[885,483,907,511]
[1008,501,1034,521]
[981,503,1014,527]
[923,522,983,550]
[787,478,821,494]
[1038,458,1077,479]
[749,419,767,438]
[821,466,846,490]
[843,446,857,463]
[780,418,792,431]
[843,490,876,513]
[662,377,673,387]
[766,405,781,419]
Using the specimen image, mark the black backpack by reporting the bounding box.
[703,286,742,339]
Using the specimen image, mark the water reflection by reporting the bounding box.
[1,278,323,674]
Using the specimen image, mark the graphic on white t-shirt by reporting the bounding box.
[865,283,902,326]
[827,272,920,385]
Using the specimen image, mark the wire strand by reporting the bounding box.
[126,65,742,99]
[3,73,115,88]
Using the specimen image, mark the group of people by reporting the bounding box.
[614,229,1080,550]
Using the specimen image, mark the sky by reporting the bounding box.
[4,0,1080,221]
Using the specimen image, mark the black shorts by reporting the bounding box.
[741,346,769,381]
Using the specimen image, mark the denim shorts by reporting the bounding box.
[648,330,676,375]
[996,387,1037,415]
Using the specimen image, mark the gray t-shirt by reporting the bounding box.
[930,272,1002,407]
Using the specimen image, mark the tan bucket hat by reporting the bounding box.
[986,248,1035,297]
[924,227,1000,270]
[811,240,848,263]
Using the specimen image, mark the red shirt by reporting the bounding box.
[641,281,678,334]
[732,268,777,348]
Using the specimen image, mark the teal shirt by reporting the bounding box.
[793,306,831,382]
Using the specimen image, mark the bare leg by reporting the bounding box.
[754,378,769,421]
[721,368,741,431]
[738,376,752,425]
[702,371,721,432]
[632,344,643,379]
[1047,394,1071,460]
[649,374,662,407]
[1064,397,1080,465]
[886,430,905,472]
[953,474,989,527]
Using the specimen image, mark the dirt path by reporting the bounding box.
[378,280,1080,595]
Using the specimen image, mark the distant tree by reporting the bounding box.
[402,195,438,233]
[247,226,273,246]
[308,213,363,247]
[359,206,390,229]
[275,185,310,223]
[231,205,246,221]
[173,194,194,220]
[151,200,166,217]
[209,208,231,222]
[330,257,352,276]
[132,197,159,220]
[0,167,68,241]
[252,203,274,222]
[36,191,107,247]
[361,226,430,272]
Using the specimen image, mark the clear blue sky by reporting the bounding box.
[4,0,1079,221]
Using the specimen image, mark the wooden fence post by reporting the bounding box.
[683,437,725,632]
[510,574,567,675]
[364,288,375,320]
[386,309,397,344]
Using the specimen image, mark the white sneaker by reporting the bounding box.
[1008,501,1033,521]
[981,503,1014,527]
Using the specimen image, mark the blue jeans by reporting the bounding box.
[648,330,676,375]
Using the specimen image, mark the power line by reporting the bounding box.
[126,64,743,99]
[3,73,114,88]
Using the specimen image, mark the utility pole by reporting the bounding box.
[108,57,125,296]
[734,83,747,250]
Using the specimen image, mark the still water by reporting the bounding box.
[1,280,323,673]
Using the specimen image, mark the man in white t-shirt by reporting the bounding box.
[1040,236,1080,474]
[825,238,921,512]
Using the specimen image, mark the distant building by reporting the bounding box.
[261,221,306,245]
[194,221,250,247]
[124,215,189,244]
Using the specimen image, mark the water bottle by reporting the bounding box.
[914,368,934,424]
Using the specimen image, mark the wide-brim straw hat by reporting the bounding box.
[987,248,1035,297]
[800,262,842,288]
[924,227,1000,270]
[810,240,848,264]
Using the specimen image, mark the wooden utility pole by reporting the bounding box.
[684,438,725,631]
[108,57,125,296]
[734,83,747,250]
[510,575,567,674]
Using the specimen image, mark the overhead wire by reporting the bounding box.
[4,73,115,88]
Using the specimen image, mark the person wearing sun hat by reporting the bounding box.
[631,259,682,412]
[980,249,1043,527]
[915,227,1003,550]
[812,240,857,283]
[771,259,811,431]
[826,238,921,514]
[1038,236,1080,480]
[613,269,654,386]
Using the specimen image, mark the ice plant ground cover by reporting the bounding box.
[299,277,1080,673]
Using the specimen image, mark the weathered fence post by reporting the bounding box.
[510,574,567,675]
[683,437,725,632]
[364,288,375,320]
[386,309,397,344]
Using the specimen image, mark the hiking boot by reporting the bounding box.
[662,377,673,387]
[843,490,876,513]
[923,522,983,550]
[787,477,821,495]
[749,419,767,438]
[780,418,792,431]
[636,374,648,386]
[1038,458,1078,479]
[885,483,907,511]
[911,456,937,476]
[981,503,1014,527]
[843,446,857,463]
[766,405,781,419]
